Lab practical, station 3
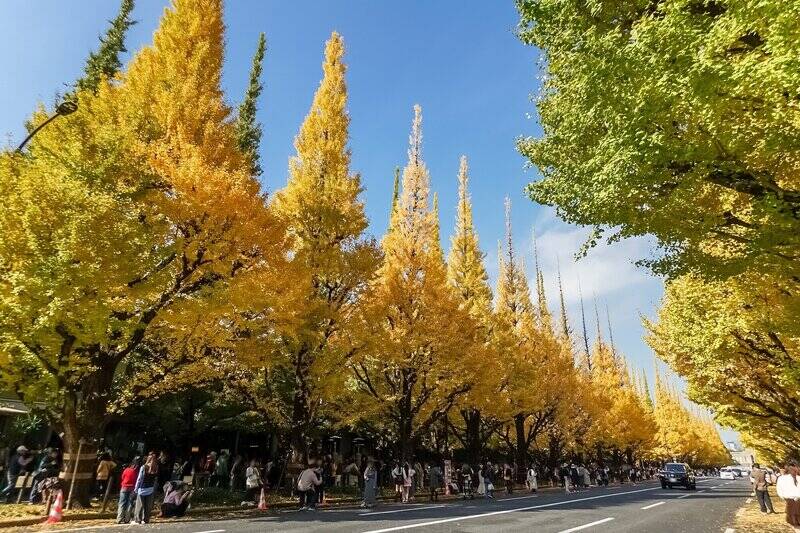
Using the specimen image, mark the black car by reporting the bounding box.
[658,463,696,490]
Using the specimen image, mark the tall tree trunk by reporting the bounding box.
[61,364,115,507]
[513,413,527,481]
[290,389,309,464]
[290,352,310,464]
[463,409,482,466]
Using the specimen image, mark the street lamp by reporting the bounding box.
[15,100,78,153]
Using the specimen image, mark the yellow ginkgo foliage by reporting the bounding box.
[0,0,286,504]
[348,105,480,461]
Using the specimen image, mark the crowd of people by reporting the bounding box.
[4,441,798,530]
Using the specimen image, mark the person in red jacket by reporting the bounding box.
[116,457,141,524]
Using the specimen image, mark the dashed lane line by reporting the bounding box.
[557,517,615,533]
[641,501,665,510]
[359,486,661,533]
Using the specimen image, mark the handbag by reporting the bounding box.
[486,482,494,491]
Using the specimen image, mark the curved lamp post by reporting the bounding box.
[15,101,78,153]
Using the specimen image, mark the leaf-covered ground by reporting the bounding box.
[734,487,791,533]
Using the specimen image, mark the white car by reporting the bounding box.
[720,467,736,480]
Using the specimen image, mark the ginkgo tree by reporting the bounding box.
[347,106,481,461]
[445,156,502,465]
[517,0,800,281]
[266,32,379,462]
[491,200,571,475]
[0,0,287,504]
[646,272,800,462]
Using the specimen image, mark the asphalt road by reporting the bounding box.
[54,477,750,533]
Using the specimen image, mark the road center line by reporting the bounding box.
[359,486,660,533]
[360,505,445,516]
[641,501,665,510]
[558,517,615,533]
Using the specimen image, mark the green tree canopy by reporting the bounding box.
[517,0,800,280]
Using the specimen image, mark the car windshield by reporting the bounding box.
[665,464,686,473]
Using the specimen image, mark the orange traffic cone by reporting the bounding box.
[258,488,268,511]
[45,490,64,524]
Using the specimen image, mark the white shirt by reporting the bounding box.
[776,474,800,500]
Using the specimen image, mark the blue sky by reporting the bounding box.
[1,0,731,441]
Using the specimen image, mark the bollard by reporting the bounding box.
[65,439,84,510]
[101,474,114,513]
[43,490,53,517]
[15,473,31,504]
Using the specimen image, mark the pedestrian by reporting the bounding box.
[133,452,159,524]
[321,455,334,504]
[461,463,475,498]
[160,481,194,518]
[402,462,415,503]
[1,446,34,502]
[776,460,800,532]
[476,463,486,496]
[298,461,322,511]
[750,463,775,514]
[392,461,404,501]
[117,457,140,524]
[157,451,172,491]
[629,466,637,485]
[95,452,117,499]
[569,463,580,490]
[242,459,262,505]
[560,464,571,493]
[229,453,244,491]
[413,461,424,501]
[212,450,229,488]
[526,464,538,493]
[28,448,60,504]
[314,458,325,506]
[362,459,378,509]
[581,465,591,488]
[484,462,495,499]
[503,463,513,494]
[429,463,442,502]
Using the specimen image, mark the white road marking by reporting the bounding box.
[360,486,660,533]
[710,485,721,489]
[558,517,615,533]
[360,505,445,516]
[193,530,226,533]
[641,501,665,510]
[724,528,735,533]
[746,498,752,503]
